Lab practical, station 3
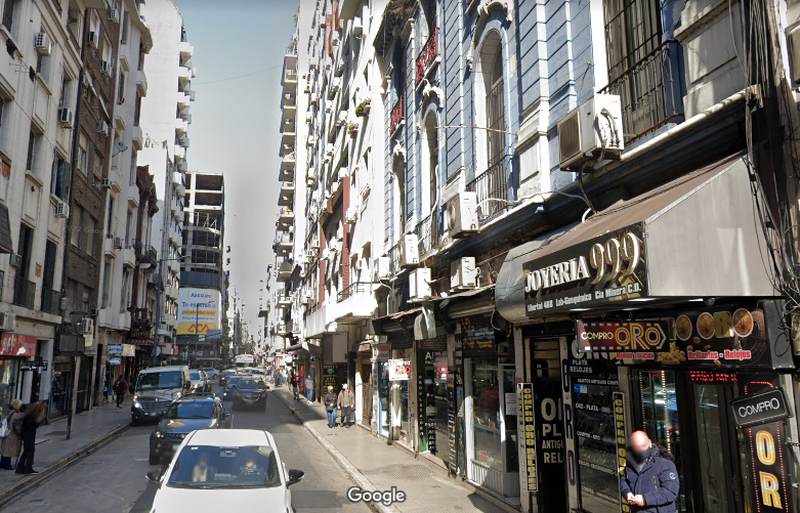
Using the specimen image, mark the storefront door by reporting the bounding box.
[634,369,743,513]
[377,360,390,437]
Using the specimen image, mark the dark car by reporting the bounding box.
[219,369,238,387]
[224,376,268,410]
[149,394,231,465]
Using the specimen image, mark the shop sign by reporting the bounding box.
[417,336,446,352]
[107,344,123,356]
[523,225,647,316]
[745,417,792,513]
[459,316,495,355]
[731,389,790,428]
[516,383,538,492]
[387,358,411,381]
[577,321,668,360]
[108,357,122,366]
[533,381,566,510]
[322,364,337,389]
[0,333,36,357]
[613,392,631,513]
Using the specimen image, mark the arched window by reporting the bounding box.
[420,110,439,240]
[392,156,406,241]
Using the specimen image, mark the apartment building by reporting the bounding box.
[94,0,152,399]
[267,1,800,512]
[0,0,85,420]
[178,170,224,367]
[138,0,192,351]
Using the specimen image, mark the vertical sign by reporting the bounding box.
[613,392,630,513]
[535,380,566,511]
[747,421,792,513]
[517,383,537,492]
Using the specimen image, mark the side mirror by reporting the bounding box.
[287,469,304,486]
[145,470,163,484]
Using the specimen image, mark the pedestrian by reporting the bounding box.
[0,400,24,470]
[323,385,338,429]
[337,383,355,427]
[16,401,47,475]
[620,430,679,512]
[290,372,299,401]
[113,375,128,408]
[305,375,314,402]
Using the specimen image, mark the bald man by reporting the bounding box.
[619,431,679,512]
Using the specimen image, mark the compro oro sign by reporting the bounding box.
[177,288,222,336]
[731,389,791,428]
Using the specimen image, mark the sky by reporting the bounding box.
[175,0,298,339]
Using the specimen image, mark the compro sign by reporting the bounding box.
[731,389,791,429]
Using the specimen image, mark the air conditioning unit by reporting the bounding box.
[373,256,391,281]
[399,233,419,268]
[446,191,478,237]
[557,93,624,170]
[57,107,74,128]
[80,317,94,335]
[8,254,21,267]
[97,120,109,134]
[113,237,124,250]
[54,199,69,218]
[450,257,477,291]
[409,267,432,300]
[0,312,16,331]
[34,32,52,56]
[101,178,113,189]
[101,60,110,75]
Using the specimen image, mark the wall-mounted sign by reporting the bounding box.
[388,358,411,381]
[731,389,791,428]
[524,224,647,316]
[577,320,668,360]
[459,315,495,355]
[688,370,738,384]
[517,383,537,492]
[613,392,631,513]
[0,333,36,357]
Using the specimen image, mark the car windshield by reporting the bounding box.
[166,402,214,419]
[189,371,201,380]
[238,380,260,390]
[226,376,243,387]
[136,371,182,391]
[167,445,280,489]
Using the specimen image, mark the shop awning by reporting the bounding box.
[496,155,778,323]
[371,307,424,336]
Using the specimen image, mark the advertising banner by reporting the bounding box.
[0,333,36,357]
[177,288,221,335]
[387,358,411,381]
[517,383,537,492]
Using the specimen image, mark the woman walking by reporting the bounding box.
[0,400,24,469]
[16,401,46,475]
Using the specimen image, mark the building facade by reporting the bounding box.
[268,1,800,513]
[138,0,192,353]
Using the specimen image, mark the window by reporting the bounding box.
[120,267,130,312]
[101,41,111,73]
[93,150,103,178]
[1,0,15,33]
[77,133,88,174]
[89,11,100,47]
[117,70,126,104]
[392,157,406,241]
[84,214,96,255]
[107,196,114,233]
[120,8,129,44]
[101,259,111,309]
[50,152,70,200]
[25,130,40,173]
[71,205,82,247]
[59,74,73,107]
[125,210,132,245]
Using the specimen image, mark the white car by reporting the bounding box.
[147,429,304,513]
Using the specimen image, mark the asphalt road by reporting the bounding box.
[1,387,370,513]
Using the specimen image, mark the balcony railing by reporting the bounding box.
[337,282,373,303]
[389,95,404,135]
[414,212,441,259]
[466,158,511,222]
[41,289,60,315]
[13,277,35,310]
[599,40,684,144]
[416,27,439,84]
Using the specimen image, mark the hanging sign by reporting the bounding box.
[0,333,36,357]
[387,358,411,381]
[731,389,791,428]
[577,320,668,360]
[517,383,537,492]
[523,224,647,316]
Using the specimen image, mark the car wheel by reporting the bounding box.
[149,450,160,465]
[131,415,139,426]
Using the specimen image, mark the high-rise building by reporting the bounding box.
[138,0,193,351]
[178,170,224,366]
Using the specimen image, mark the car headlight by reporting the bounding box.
[154,431,164,438]
[133,401,142,409]
[175,392,182,399]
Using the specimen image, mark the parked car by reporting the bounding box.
[225,376,268,410]
[219,368,238,387]
[202,367,220,380]
[146,429,304,512]
[132,366,191,425]
[149,394,231,464]
[189,369,211,393]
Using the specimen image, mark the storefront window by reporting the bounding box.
[471,360,502,471]
[0,358,18,417]
[378,360,390,436]
[693,384,730,512]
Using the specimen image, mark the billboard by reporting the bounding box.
[177,288,222,336]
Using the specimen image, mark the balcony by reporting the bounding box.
[599,40,684,144]
[277,293,291,307]
[131,125,143,150]
[389,95,404,135]
[276,261,294,282]
[177,91,190,109]
[281,92,296,109]
[414,211,442,260]
[136,69,147,96]
[334,282,377,322]
[282,67,297,90]
[175,154,188,173]
[130,307,153,341]
[273,234,293,256]
[279,153,295,181]
[466,158,513,223]
[135,242,157,268]
[175,118,189,136]
[278,206,294,224]
[278,182,295,207]
[416,27,439,86]
[41,289,60,315]
[13,277,35,310]
[122,247,137,267]
[179,41,194,66]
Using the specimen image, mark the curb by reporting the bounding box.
[273,390,400,513]
[0,423,130,508]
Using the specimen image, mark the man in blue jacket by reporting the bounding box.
[620,431,679,512]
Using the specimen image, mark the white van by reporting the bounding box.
[131,365,191,424]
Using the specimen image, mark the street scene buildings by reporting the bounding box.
[263,0,800,512]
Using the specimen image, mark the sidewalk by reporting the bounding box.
[274,387,515,513]
[0,400,131,506]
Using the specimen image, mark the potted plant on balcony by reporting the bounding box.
[355,98,371,117]
[347,122,359,137]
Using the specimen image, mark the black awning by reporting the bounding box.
[371,307,424,336]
